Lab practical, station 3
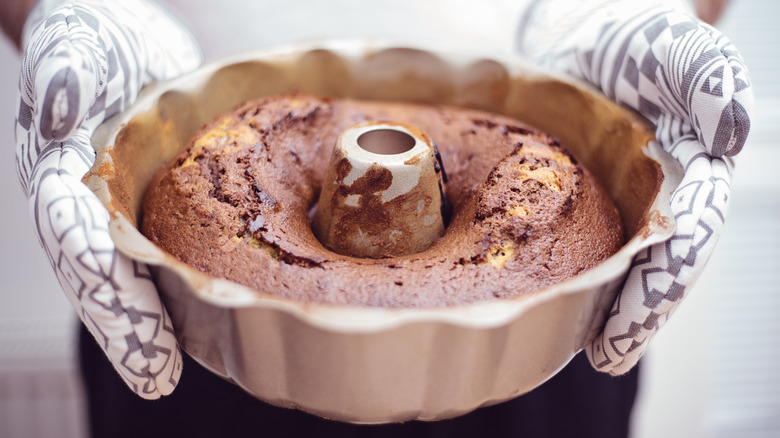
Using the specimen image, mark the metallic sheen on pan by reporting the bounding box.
[84,41,682,423]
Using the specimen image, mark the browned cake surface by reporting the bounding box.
[142,94,623,307]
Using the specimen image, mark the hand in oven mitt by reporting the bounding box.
[516,0,753,374]
[15,0,201,398]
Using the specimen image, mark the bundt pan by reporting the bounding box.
[85,40,681,423]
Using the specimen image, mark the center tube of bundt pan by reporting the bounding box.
[312,122,447,259]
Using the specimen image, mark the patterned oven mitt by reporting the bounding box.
[14,0,752,401]
[15,0,201,398]
[516,0,753,374]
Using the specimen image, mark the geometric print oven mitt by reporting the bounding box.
[13,0,752,401]
[517,0,754,375]
[14,0,201,398]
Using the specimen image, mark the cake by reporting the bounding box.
[141,94,623,307]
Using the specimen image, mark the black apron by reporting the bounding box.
[79,324,638,438]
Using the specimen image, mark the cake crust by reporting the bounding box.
[142,94,623,307]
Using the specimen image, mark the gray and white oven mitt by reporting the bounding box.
[15,0,201,398]
[516,0,753,375]
[15,0,753,400]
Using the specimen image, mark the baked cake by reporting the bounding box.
[141,94,623,307]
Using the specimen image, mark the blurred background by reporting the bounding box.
[1,0,777,436]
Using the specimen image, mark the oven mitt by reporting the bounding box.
[15,0,201,398]
[516,0,753,374]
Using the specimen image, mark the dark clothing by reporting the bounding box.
[79,324,638,438]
